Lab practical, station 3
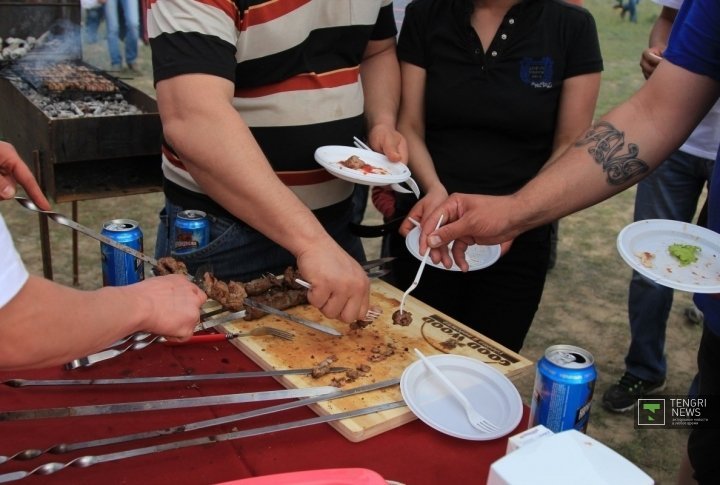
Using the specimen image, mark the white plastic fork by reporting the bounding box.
[352,137,420,198]
[414,348,499,433]
[399,215,443,315]
[353,135,371,151]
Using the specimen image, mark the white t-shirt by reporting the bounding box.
[655,0,720,160]
[0,214,29,308]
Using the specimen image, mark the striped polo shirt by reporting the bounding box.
[148,0,397,210]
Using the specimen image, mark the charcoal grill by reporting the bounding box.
[0,0,163,282]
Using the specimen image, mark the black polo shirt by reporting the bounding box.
[398,0,603,195]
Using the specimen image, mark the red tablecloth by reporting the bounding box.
[0,341,529,485]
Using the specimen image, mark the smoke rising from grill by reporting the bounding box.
[0,20,144,119]
[0,19,81,65]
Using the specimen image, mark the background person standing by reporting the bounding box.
[386,0,602,352]
[601,0,720,413]
[105,0,139,72]
[81,0,105,44]
[147,1,404,323]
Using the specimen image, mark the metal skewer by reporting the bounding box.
[14,197,159,267]
[3,367,350,387]
[0,401,405,483]
[0,387,339,421]
[0,378,400,466]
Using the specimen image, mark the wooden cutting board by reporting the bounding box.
[216,280,533,442]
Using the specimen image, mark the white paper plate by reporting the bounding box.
[400,354,523,441]
[616,219,720,293]
[314,145,411,185]
[405,226,500,271]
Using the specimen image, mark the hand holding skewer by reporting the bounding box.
[0,141,50,209]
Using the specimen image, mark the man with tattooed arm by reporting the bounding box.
[410,0,719,481]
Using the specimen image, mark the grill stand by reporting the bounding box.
[0,1,163,285]
[32,150,53,281]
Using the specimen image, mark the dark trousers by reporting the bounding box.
[383,224,551,352]
[688,325,720,483]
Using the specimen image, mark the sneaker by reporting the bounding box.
[602,372,666,413]
[126,63,142,74]
[110,63,122,72]
[684,305,704,325]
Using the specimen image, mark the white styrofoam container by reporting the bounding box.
[488,429,654,485]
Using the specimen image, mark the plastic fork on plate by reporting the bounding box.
[414,348,499,433]
[352,137,420,198]
[399,215,444,315]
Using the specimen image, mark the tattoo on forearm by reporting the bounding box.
[574,121,649,185]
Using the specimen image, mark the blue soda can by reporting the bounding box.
[100,219,145,286]
[529,344,597,433]
[174,210,210,254]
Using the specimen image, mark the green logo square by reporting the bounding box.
[638,398,665,426]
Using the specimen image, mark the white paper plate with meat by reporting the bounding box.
[314,145,412,185]
[617,219,720,293]
[400,354,523,441]
[405,226,501,271]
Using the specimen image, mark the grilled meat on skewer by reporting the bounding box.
[158,256,309,318]
[155,256,188,276]
[282,267,306,290]
[243,273,282,295]
[225,281,247,312]
[243,288,308,320]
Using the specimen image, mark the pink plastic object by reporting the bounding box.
[215,468,388,485]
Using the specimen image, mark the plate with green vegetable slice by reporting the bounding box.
[617,219,720,293]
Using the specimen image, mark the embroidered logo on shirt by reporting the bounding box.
[520,57,554,89]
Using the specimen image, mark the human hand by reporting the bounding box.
[640,47,663,80]
[130,274,207,341]
[420,193,519,270]
[398,187,448,237]
[295,242,370,323]
[398,187,455,268]
[0,141,51,210]
[367,124,408,164]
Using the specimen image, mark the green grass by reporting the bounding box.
[3,2,697,483]
[515,3,698,484]
[587,0,661,116]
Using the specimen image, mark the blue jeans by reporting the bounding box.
[626,149,714,382]
[84,7,104,44]
[104,0,139,66]
[623,0,638,23]
[155,197,365,283]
